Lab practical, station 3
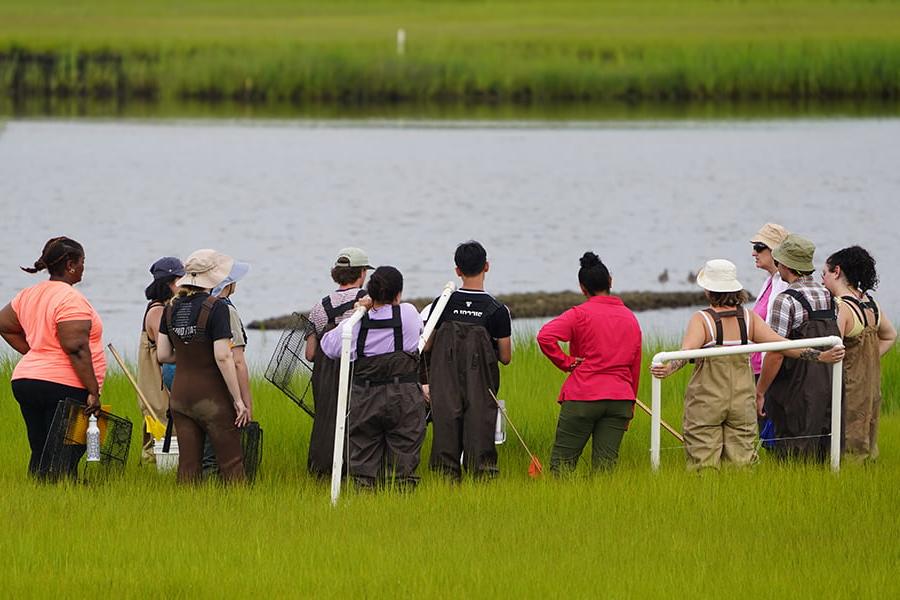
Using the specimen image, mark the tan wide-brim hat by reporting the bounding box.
[176,249,235,290]
[750,223,789,250]
[696,259,744,293]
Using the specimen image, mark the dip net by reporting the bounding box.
[39,398,133,483]
[241,421,263,483]
[264,313,315,417]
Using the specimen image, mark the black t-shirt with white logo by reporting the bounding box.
[428,289,511,340]
[159,293,232,344]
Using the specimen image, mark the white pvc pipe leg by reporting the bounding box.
[831,360,843,472]
[650,371,661,471]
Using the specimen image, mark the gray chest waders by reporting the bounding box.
[307,289,367,477]
[427,320,501,479]
[345,306,425,487]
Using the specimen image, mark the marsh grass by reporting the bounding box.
[2,1,900,106]
[0,342,898,596]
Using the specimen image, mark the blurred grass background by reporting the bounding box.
[2,0,899,107]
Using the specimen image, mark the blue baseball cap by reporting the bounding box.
[150,256,185,281]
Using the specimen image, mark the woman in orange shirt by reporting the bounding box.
[0,237,106,478]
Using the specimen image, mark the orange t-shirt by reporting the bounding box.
[11,280,107,389]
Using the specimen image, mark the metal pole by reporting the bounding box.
[831,360,843,472]
[650,372,661,471]
[330,307,366,506]
[419,281,455,353]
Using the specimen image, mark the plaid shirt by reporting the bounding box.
[308,287,364,337]
[769,276,833,337]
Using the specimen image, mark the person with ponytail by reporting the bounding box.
[0,237,106,478]
[135,256,184,464]
[320,265,426,490]
[537,252,642,473]
[822,246,896,461]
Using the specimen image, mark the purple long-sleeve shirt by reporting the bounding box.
[321,303,423,360]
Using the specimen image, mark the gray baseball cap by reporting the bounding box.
[334,247,373,269]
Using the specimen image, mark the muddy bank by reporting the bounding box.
[246,290,712,330]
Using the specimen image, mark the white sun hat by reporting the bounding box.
[696,259,743,293]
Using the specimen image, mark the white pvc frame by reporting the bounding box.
[330,306,367,506]
[650,335,844,472]
[419,281,456,352]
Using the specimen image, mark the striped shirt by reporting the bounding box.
[769,276,833,337]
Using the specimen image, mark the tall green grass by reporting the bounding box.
[0,341,898,596]
[2,0,900,106]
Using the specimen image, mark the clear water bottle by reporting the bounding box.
[86,414,101,462]
[494,400,507,445]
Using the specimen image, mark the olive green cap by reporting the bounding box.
[772,234,816,273]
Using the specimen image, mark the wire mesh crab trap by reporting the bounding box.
[241,421,263,483]
[39,398,133,483]
[264,312,315,417]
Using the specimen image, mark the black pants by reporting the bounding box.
[11,378,88,478]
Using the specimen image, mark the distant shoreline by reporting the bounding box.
[246,290,711,330]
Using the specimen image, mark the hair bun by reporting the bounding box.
[580,252,601,269]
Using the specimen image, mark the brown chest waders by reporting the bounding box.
[767,289,841,462]
[136,300,169,464]
[839,294,882,460]
[166,295,245,483]
[346,305,425,488]
[428,320,501,479]
[683,308,758,470]
[307,289,366,478]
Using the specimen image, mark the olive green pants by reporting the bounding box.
[550,400,634,473]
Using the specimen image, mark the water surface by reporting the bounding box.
[0,118,896,365]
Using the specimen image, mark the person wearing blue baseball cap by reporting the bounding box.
[136,256,185,464]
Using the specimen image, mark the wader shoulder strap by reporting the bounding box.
[735,307,748,345]
[322,289,367,324]
[356,305,403,358]
[703,308,725,347]
[196,296,218,337]
[840,295,868,327]
[783,288,836,321]
[866,294,881,326]
[702,307,748,346]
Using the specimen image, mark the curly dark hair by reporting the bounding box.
[827,246,878,292]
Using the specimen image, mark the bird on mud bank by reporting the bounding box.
[658,269,669,284]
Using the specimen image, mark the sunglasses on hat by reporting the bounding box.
[752,243,769,253]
